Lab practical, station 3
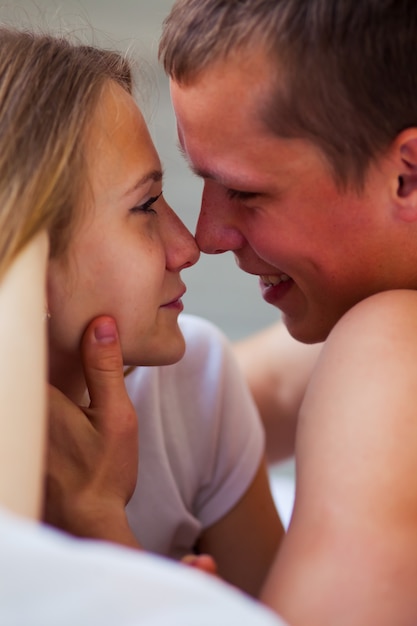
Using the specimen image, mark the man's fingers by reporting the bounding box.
[181,554,219,577]
[82,316,123,405]
[81,316,136,432]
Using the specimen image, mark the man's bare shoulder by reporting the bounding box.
[263,289,417,624]
[329,288,417,343]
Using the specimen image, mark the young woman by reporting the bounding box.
[0,27,286,625]
[11,27,285,597]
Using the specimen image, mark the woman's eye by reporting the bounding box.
[130,191,162,214]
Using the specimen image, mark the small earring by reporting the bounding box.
[44,306,51,321]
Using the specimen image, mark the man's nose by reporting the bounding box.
[195,183,245,254]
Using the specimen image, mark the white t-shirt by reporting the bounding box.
[125,314,264,559]
[0,507,289,626]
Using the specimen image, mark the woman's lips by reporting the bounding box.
[160,289,186,309]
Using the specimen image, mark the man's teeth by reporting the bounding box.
[260,274,290,286]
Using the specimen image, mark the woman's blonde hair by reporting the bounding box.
[0,26,132,280]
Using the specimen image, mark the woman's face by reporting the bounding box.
[47,81,199,368]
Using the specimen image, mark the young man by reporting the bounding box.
[159,1,417,624]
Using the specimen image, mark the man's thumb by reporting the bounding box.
[81,316,126,411]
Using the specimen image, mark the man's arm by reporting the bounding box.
[234,322,322,463]
[261,290,417,626]
[44,316,141,549]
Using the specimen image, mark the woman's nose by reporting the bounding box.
[163,203,200,270]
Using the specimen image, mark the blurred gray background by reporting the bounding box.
[0,0,279,341]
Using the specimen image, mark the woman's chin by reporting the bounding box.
[159,336,186,365]
[124,333,186,367]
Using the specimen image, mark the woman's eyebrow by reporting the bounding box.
[123,169,164,196]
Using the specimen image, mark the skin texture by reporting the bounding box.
[170,49,417,625]
[45,80,284,598]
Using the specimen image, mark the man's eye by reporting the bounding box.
[130,191,162,214]
[226,188,259,201]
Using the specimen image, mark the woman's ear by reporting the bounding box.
[393,129,417,221]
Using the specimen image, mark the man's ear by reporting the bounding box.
[393,129,417,221]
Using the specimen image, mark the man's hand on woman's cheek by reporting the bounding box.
[43,316,141,549]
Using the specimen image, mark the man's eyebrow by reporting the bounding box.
[176,136,208,177]
[123,169,164,196]
[177,141,225,181]
[177,142,195,170]
[176,141,259,192]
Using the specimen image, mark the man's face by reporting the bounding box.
[171,52,401,343]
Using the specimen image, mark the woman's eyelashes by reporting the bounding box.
[130,191,163,214]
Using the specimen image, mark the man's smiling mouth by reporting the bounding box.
[260,274,291,286]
